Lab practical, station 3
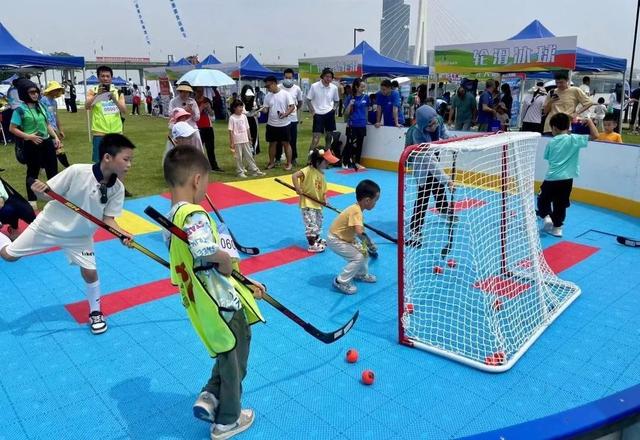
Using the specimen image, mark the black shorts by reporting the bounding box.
[312,110,337,133]
[266,124,291,143]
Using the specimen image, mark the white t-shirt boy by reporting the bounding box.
[263,90,294,127]
[5,164,124,269]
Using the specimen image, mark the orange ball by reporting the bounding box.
[433,266,444,274]
[405,303,414,314]
[346,349,359,363]
[361,369,375,385]
[447,259,457,268]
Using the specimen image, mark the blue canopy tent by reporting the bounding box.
[0,23,84,69]
[348,41,429,77]
[237,54,281,80]
[197,54,222,68]
[509,20,627,73]
[169,57,193,67]
[80,75,128,86]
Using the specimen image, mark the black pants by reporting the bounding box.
[410,174,450,235]
[630,102,638,128]
[0,194,36,228]
[521,121,543,134]
[247,116,259,155]
[1,108,14,142]
[69,96,77,113]
[537,179,573,227]
[199,127,219,169]
[64,98,71,112]
[276,122,298,161]
[132,102,140,115]
[343,126,366,166]
[146,101,153,114]
[612,109,621,133]
[23,139,58,201]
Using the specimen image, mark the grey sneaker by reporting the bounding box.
[354,273,377,283]
[542,215,553,233]
[193,391,218,423]
[211,409,255,440]
[89,311,107,335]
[549,226,563,237]
[333,278,357,295]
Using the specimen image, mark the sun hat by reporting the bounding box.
[176,83,193,93]
[44,81,64,94]
[171,121,197,138]
[318,148,339,164]
[170,107,191,123]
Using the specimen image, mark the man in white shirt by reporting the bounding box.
[261,76,295,170]
[278,68,304,165]
[0,134,135,335]
[306,68,339,150]
[520,82,547,134]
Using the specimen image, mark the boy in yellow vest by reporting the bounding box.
[163,146,264,440]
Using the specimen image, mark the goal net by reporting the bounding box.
[397,132,580,372]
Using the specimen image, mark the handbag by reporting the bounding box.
[14,138,26,165]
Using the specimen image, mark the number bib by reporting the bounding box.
[217,224,239,259]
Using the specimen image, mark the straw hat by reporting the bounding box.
[176,83,193,93]
[44,80,64,94]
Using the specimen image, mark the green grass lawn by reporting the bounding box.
[0,109,316,198]
[1,109,638,200]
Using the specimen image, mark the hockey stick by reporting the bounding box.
[441,151,458,258]
[576,229,640,248]
[275,177,398,244]
[143,205,359,344]
[36,183,171,268]
[204,194,260,255]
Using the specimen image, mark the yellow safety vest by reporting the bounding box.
[169,203,264,357]
[90,85,123,134]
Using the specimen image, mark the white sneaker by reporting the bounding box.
[354,273,377,283]
[250,171,266,177]
[542,215,553,233]
[549,226,563,237]
[333,278,357,295]
[237,172,247,178]
[211,409,255,440]
[307,242,326,253]
[193,391,218,423]
[88,311,107,335]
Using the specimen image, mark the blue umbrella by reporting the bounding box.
[176,69,235,87]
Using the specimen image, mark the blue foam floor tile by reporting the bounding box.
[264,398,343,439]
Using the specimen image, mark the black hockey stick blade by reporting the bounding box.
[617,236,640,247]
[144,205,359,344]
[204,194,259,255]
[274,177,398,244]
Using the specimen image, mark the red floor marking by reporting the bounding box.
[541,241,599,273]
[161,182,267,210]
[429,198,486,214]
[65,279,175,324]
[64,245,313,323]
[279,190,343,205]
[473,276,531,299]
[475,241,599,300]
[337,168,368,175]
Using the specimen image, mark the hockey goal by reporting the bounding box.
[397,132,580,372]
